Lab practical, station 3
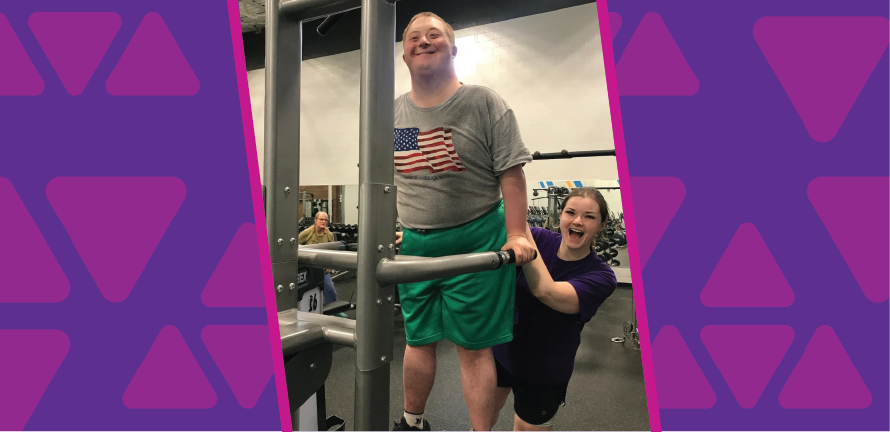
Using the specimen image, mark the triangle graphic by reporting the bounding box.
[201,223,265,307]
[46,177,186,303]
[1,178,69,302]
[201,325,273,408]
[29,12,121,95]
[615,12,699,95]
[609,12,622,41]
[754,17,889,142]
[106,12,199,95]
[652,325,716,409]
[779,326,872,408]
[123,325,217,409]
[0,330,70,430]
[0,13,44,95]
[700,223,794,307]
[629,177,685,270]
[700,325,794,408]
[808,177,889,303]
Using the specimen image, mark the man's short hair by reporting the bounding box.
[402,12,455,46]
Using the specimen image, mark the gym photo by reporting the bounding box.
[242,0,650,430]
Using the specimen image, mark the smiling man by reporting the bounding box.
[392,12,535,432]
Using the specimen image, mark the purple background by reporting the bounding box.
[609,0,889,430]
[0,0,278,430]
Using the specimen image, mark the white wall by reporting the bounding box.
[343,184,359,224]
[248,3,615,185]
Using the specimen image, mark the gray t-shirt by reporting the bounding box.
[393,85,532,229]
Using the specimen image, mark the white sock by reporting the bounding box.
[404,411,423,428]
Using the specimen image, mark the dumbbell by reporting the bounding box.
[609,249,619,258]
[611,260,620,266]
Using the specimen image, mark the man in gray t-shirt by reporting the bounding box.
[392,12,536,432]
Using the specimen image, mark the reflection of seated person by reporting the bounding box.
[298,212,339,306]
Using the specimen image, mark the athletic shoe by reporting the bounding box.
[392,417,431,431]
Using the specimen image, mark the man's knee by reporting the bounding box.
[456,346,492,363]
[406,341,438,355]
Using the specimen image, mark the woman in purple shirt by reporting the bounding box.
[491,187,617,430]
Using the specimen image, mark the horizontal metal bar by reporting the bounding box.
[279,309,356,356]
[299,241,346,250]
[297,249,358,270]
[393,254,428,262]
[317,12,345,35]
[280,0,361,22]
[532,149,616,160]
[376,251,513,285]
[280,321,325,355]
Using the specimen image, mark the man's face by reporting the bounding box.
[402,17,456,76]
[314,213,328,230]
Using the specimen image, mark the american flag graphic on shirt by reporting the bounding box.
[394,127,467,174]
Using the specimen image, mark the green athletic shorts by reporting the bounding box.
[398,201,515,349]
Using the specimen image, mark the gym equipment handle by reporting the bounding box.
[497,248,538,265]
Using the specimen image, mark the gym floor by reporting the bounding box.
[322,277,649,431]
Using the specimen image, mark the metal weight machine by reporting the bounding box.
[264,0,519,430]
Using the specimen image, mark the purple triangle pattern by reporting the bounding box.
[616,12,699,95]
[1,178,69,303]
[652,325,716,409]
[106,13,199,95]
[0,330,70,430]
[201,325,273,408]
[201,223,265,307]
[629,177,686,270]
[46,177,186,303]
[808,177,889,303]
[754,17,889,142]
[123,325,217,409]
[700,223,795,307]
[779,326,872,408]
[0,13,44,95]
[28,12,121,95]
[701,325,794,408]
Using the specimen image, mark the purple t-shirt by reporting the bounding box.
[493,228,617,385]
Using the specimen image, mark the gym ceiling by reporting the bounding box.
[240,0,596,70]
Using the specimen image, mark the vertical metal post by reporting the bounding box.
[354,0,397,430]
[547,187,559,231]
[266,0,304,429]
[266,0,303,315]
